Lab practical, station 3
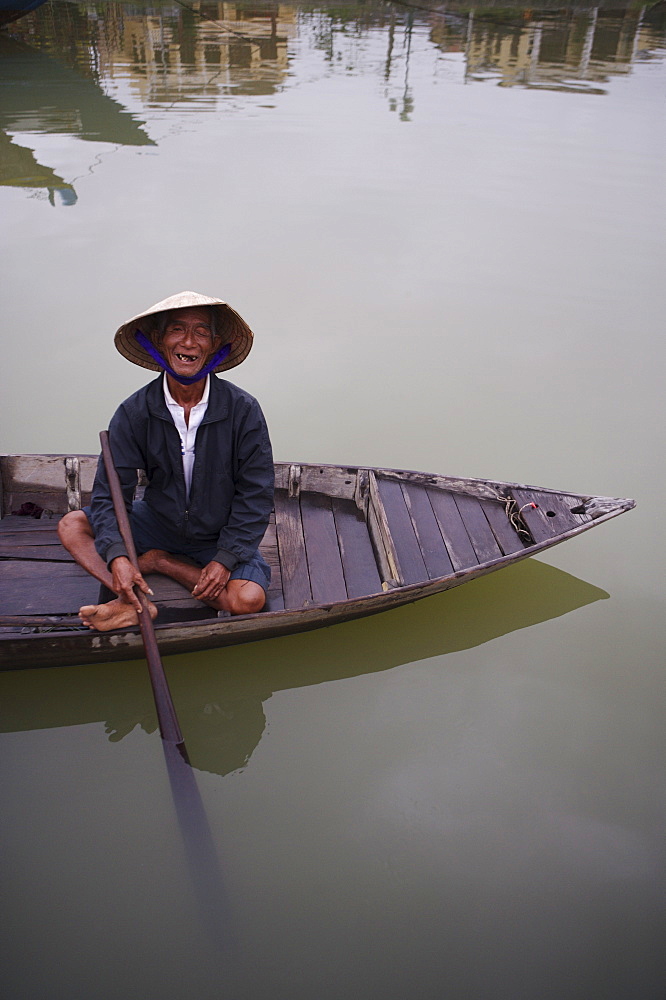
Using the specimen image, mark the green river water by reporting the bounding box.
[1,2,664,997]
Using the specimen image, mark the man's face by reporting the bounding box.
[159,306,220,378]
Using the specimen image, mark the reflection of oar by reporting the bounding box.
[162,739,230,944]
[99,430,187,759]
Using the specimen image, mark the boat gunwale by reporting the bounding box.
[2,452,635,506]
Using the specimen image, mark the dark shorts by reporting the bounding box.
[85,501,271,592]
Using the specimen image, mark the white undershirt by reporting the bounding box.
[163,374,210,502]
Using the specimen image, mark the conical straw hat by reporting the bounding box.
[114,291,253,373]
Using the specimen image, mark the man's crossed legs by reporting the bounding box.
[57,507,268,632]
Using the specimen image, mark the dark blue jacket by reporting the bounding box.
[90,375,274,570]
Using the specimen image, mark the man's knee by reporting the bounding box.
[226,581,266,616]
[57,509,91,547]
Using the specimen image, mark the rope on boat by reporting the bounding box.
[505,497,535,543]
[484,488,536,544]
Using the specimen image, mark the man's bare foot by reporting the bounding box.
[79,598,158,632]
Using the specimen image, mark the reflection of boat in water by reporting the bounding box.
[0,32,154,200]
[0,0,46,28]
[0,558,611,776]
[0,454,633,671]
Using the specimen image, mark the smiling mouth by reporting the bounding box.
[175,353,198,363]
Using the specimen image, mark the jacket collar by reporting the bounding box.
[146,374,230,422]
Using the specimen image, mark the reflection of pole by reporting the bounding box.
[464,10,473,83]
[401,12,414,120]
[630,7,646,65]
[385,13,395,81]
[579,7,598,78]
[159,12,167,79]
[529,23,543,82]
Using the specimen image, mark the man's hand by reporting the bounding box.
[192,560,231,601]
[110,556,153,613]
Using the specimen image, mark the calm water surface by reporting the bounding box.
[1,2,665,998]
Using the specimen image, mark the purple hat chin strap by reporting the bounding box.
[135,329,232,385]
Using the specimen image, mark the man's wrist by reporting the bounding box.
[214,548,239,571]
[106,542,129,568]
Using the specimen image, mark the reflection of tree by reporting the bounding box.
[0,130,76,202]
[0,34,154,145]
[0,559,609,777]
[0,31,153,202]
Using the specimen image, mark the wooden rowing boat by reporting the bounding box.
[0,454,634,670]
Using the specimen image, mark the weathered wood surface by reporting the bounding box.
[0,516,61,532]
[1,455,97,517]
[377,478,428,586]
[65,457,82,511]
[510,490,590,544]
[260,521,284,612]
[368,471,402,586]
[479,499,527,556]
[453,494,503,564]
[275,463,358,501]
[0,520,69,561]
[0,516,283,608]
[426,488,478,572]
[0,456,635,669]
[0,561,99,614]
[2,454,636,516]
[274,490,312,609]
[331,497,382,598]
[300,492,348,605]
[0,543,73,561]
[401,482,454,580]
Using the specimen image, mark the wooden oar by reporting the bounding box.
[100,431,230,935]
[99,430,187,758]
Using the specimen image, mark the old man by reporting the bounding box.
[58,291,274,631]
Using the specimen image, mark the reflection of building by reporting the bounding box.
[89,4,298,105]
[4,0,666,140]
[438,9,659,92]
